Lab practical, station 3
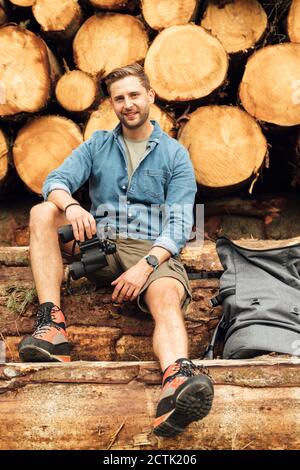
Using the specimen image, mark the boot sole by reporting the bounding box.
[154,377,214,438]
[19,345,70,363]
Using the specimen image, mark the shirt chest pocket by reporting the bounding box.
[143,169,168,199]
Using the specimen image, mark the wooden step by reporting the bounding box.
[0,358,299,450]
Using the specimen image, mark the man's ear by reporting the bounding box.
[149,88,155,104]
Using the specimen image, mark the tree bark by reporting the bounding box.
[179,105,267,193]
[13,115,83,194]
[0,265,220,362]
[239,43,300,126]
[55,70,99,114]
[287,0,300,43]
[32,0,83,39]
[144,24,228,102]
[73,13,149,78]
[0,358,299,449]
[84,98,175,140]
[200,0,267,54]
[0,25,61,118]
[141,0,198,31]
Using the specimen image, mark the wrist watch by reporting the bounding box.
[144,254,159,271]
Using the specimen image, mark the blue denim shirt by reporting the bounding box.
[42,120,197,256]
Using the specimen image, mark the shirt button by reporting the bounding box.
[122,185,126,190]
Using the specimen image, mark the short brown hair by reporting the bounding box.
[105,63,151,94]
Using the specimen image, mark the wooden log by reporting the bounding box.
[287,0,300,43]
[141,0,198,31]
[73,13,149,77]
[87,0,136,11]
[0,25,61,118]
[179,105,267,193]
[3,236,300,269]
[0,266,220,362]
[144,24,228,102]
[84,98,175,140]
[0,194,291,246]
[239,43,300,126]
[55,70,99,114]
[32,0,83,39]
[0,358,299,449]
[9,0,35,5]
[204,195,288,218]
[13,115,83,194]
[200,0,267,54]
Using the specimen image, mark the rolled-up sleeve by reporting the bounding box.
[42,138,94,200]
[152,147,197,256]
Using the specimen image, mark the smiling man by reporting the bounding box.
[18,64,214,438]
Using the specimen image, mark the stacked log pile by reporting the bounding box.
[0,0,298,196]
[1,1,300,449]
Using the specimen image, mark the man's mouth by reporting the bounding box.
[124,111,138,119]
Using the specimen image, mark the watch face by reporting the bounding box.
[147,255,159,267]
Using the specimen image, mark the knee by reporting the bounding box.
[144,280,184,312]
[29,201,59,231]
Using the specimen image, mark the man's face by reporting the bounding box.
[110,75,155,130]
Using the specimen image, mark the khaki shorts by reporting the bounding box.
[79,237,192,314]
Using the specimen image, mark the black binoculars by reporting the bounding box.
[58,224,116,280]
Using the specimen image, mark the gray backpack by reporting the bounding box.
[206,236,300,359]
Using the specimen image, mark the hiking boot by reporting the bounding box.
[153,358,214,437]
[18,302,71,363]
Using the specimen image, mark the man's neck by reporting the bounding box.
[122,120,153,141]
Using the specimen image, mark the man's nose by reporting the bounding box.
[124,97,133,108]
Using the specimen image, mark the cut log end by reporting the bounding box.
[0,25,60,117]
[201,0,267,54]
[144,24,228,102]
[73,14,149,77]
[141,0,197,30]
[84,99,175,140]
[288,0,300,43]
[239,43,300,126]
[13,116,83,194]
[179,105,267,190]
[55,70,98,113]
[32,0,82,38]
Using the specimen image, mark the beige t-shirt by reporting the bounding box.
[122,136,149,181]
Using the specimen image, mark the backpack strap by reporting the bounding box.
[210,288,236,307]
[204,288,236,360]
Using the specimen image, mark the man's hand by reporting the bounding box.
[111,258,154,303]
[65,205,97,242]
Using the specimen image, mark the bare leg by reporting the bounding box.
[29,201,73,307]
[143,277,187,371]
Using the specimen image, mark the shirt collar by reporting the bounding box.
[113,119,163,143]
